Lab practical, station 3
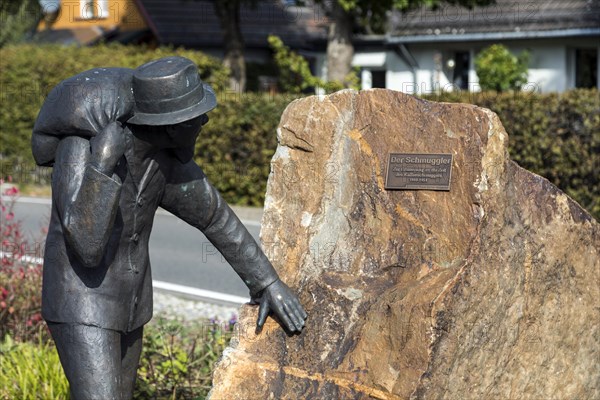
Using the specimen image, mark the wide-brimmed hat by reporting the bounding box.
[127,56,217,126]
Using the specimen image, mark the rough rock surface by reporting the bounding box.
[209,90,599,399]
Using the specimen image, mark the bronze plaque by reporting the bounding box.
[385,153,453,191]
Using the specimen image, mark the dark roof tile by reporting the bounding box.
[138,0,329,49]
[391,0,600,36]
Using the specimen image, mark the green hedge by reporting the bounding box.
[197,93,294,206]
[424,90,599,219]
[0,43,228,165]
[0,44,598,219]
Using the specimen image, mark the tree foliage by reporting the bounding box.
[313,0,494,85]
[268,35,358,94]
[0,0,42,47]
[335,0,493,32]
[475,44,530,92]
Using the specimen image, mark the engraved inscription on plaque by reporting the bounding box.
[385,153,453,191]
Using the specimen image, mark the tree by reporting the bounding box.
[0,0,42,47]
[268,35,353,94]
[313,0,494,86]
[213,0,247,92]
[475,44,529,92]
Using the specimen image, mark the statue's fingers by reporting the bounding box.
[286,301,305,329]
[276,304,295,332]
[293,306,306,328]
[283,302,303,331]
[292,297,308,320]
[257,300,270,329]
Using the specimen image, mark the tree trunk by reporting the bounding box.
[214,0,246,92]
[326,1,354,84]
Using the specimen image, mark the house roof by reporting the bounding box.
[136,0,329,50]
[33,26,152,46]
[390,0,600,41]
[33,27,112,45]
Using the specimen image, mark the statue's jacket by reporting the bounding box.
[33,68,278,333]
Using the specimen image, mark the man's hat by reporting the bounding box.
[127,56,217,126]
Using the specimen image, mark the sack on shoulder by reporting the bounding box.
[32,67,134,167]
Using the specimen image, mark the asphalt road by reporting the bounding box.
[6,196,262,299]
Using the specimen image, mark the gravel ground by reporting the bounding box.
[153,290,241,323]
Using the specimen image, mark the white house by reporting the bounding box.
[39,0,598,94]
[315,0,600,93]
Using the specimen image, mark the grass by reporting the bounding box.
[0,316,235,400]
[0,335,70,400]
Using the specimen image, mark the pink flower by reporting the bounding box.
[3,186,18,196]
[5,212,14,221]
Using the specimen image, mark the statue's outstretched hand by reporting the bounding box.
[254,279,307,333]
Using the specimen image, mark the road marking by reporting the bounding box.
[0,251,250,306]
[152,280,249,306]
[0,252,43,265]
[3,196,51,205]
[8,196,261,227]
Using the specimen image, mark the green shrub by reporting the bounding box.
[0,335,70,400]
[268,35,355,94]
[0,185,47,343]
[0,43,228,169]
[0,44,597,218]
[475,44,529,92]
[197,92,295,206]
[134,315,235,399]
[0,315,235,400]
[0,0,42,47]
[425,89,599,219]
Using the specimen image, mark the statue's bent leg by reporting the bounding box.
[48,323,127,400]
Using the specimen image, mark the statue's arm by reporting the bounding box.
[160,160,279,296]
[160,160,307,332]
[52,123,124,267]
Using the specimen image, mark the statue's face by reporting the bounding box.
[165,114,208,148]
[130,114,209,151]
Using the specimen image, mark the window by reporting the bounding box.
[361,69,386,89]
[575,48,598,88]
[451,51,470,90]
[371,70,386,88]
[80,0,108,19]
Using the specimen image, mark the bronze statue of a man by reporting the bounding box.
[32,56,306,399]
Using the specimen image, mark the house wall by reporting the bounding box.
[38,0,147,31]
[347,38,599,94]
[346,44,473,94]
[502,42,567,92]
[487,38,599,92]
[385,53,413,92]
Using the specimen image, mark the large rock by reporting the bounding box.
[209,90,599,399]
